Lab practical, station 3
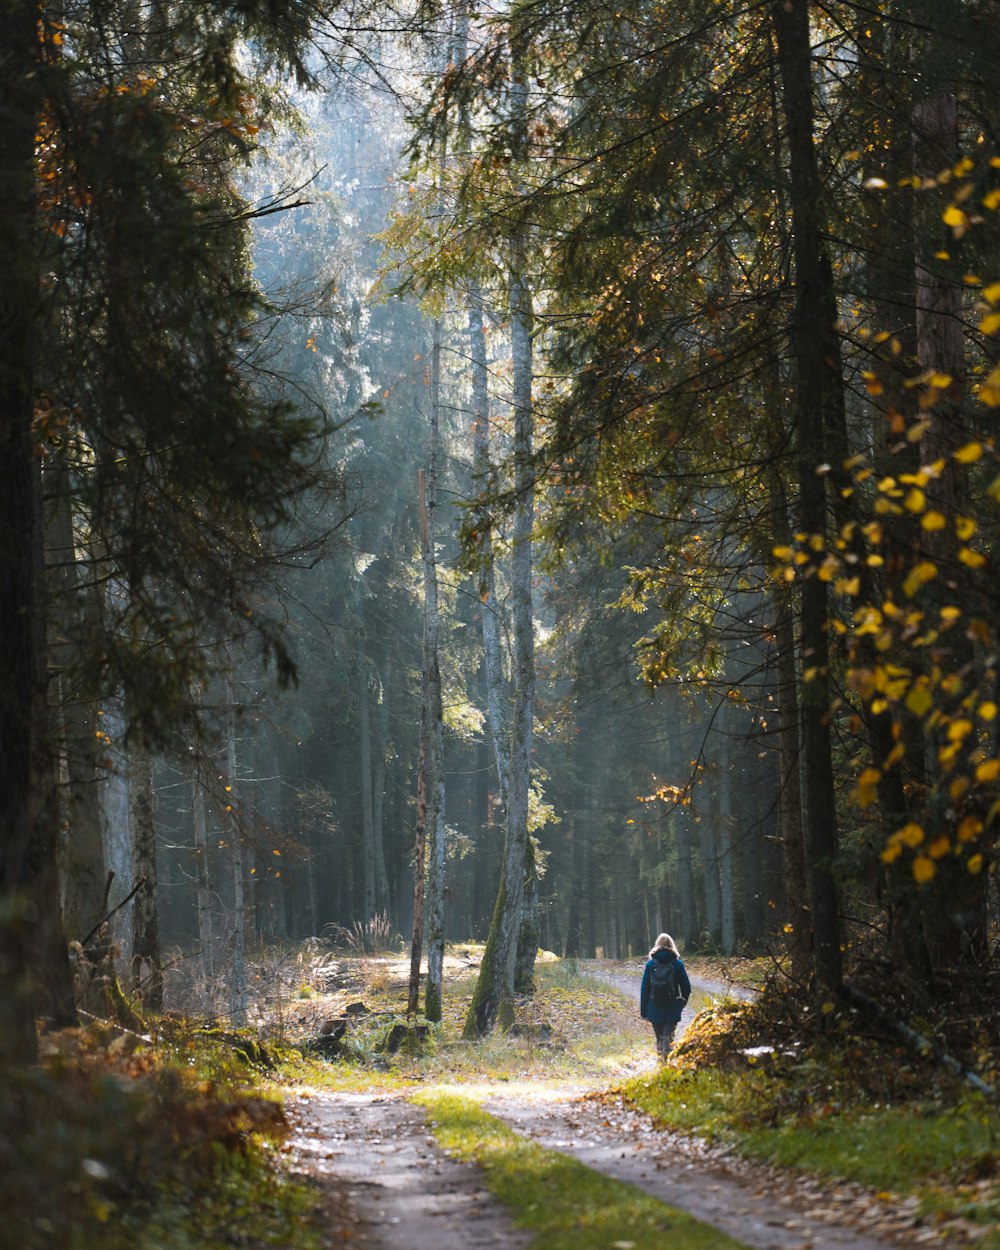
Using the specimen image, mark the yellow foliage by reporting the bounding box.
[947,718,973,743]
[854,766,881,809]
[975,758,1000,782]
[904,487,926,512]
[905,683,933,717]
[903,561,937,597]
[912,855,935,884]
[957,815,984,843]
[953,440,984,463]
[958,548,987,569]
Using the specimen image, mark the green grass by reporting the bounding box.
[414,1089,751,1250]
[622,1065,1000,1246]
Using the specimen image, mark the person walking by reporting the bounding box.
[640,932,691,1060]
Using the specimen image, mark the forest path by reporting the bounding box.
[285,968,921,1250]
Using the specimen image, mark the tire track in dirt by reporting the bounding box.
[286,1089,532,1250]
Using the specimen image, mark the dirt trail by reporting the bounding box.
[285,968,928,1250]
[287,1089,531,1250]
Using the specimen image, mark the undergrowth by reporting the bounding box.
[1,1020,330,1250]
[277,955,651,1091]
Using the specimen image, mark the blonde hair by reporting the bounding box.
[649,932,679,958]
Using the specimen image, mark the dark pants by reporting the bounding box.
[652,1019,677,1059]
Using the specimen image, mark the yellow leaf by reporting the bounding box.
[854,766,882,809]
[943,205,967,227]
[881,843,902,864]
[927,372,953,388]
[899,821,925,848]
[975,758,1000,782]
[772,545,792,561]
[947,718,973,742]
[958,548,987,569]
[928,835,950,859]
[983,281,1000,304]
[955,515,977,540]
[981,312,1000,335]
[912,855,935,884]
[978,701,997,721]
[939,605,961,623]
[904,488,926,512]
[903,561,938,597]
[954,440,983,463]
[921,510,946,531]
[957,815,983,842]
[906,685,933,716]
[967,853,984,874]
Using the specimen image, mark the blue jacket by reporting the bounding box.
[640,950,691,1026]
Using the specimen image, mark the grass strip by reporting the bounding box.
[413,1089,751,1250]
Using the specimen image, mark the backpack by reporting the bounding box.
[650,958,680,1008]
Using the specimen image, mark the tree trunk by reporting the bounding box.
[423,309,448,1024]
[463,55,536,1031]
[227,697,248,1027]
[358,634,377,924]
[698,807,722,949]
[406,693,429,1017]
[0,1,70,1061]
[675,806,700,952]
[130,744,162,1010]
[192,773,214,995]
[772,0,843,993]
[372,649,392,914]
[47,470,109,948]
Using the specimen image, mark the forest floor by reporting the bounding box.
[280,955,972,1250]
